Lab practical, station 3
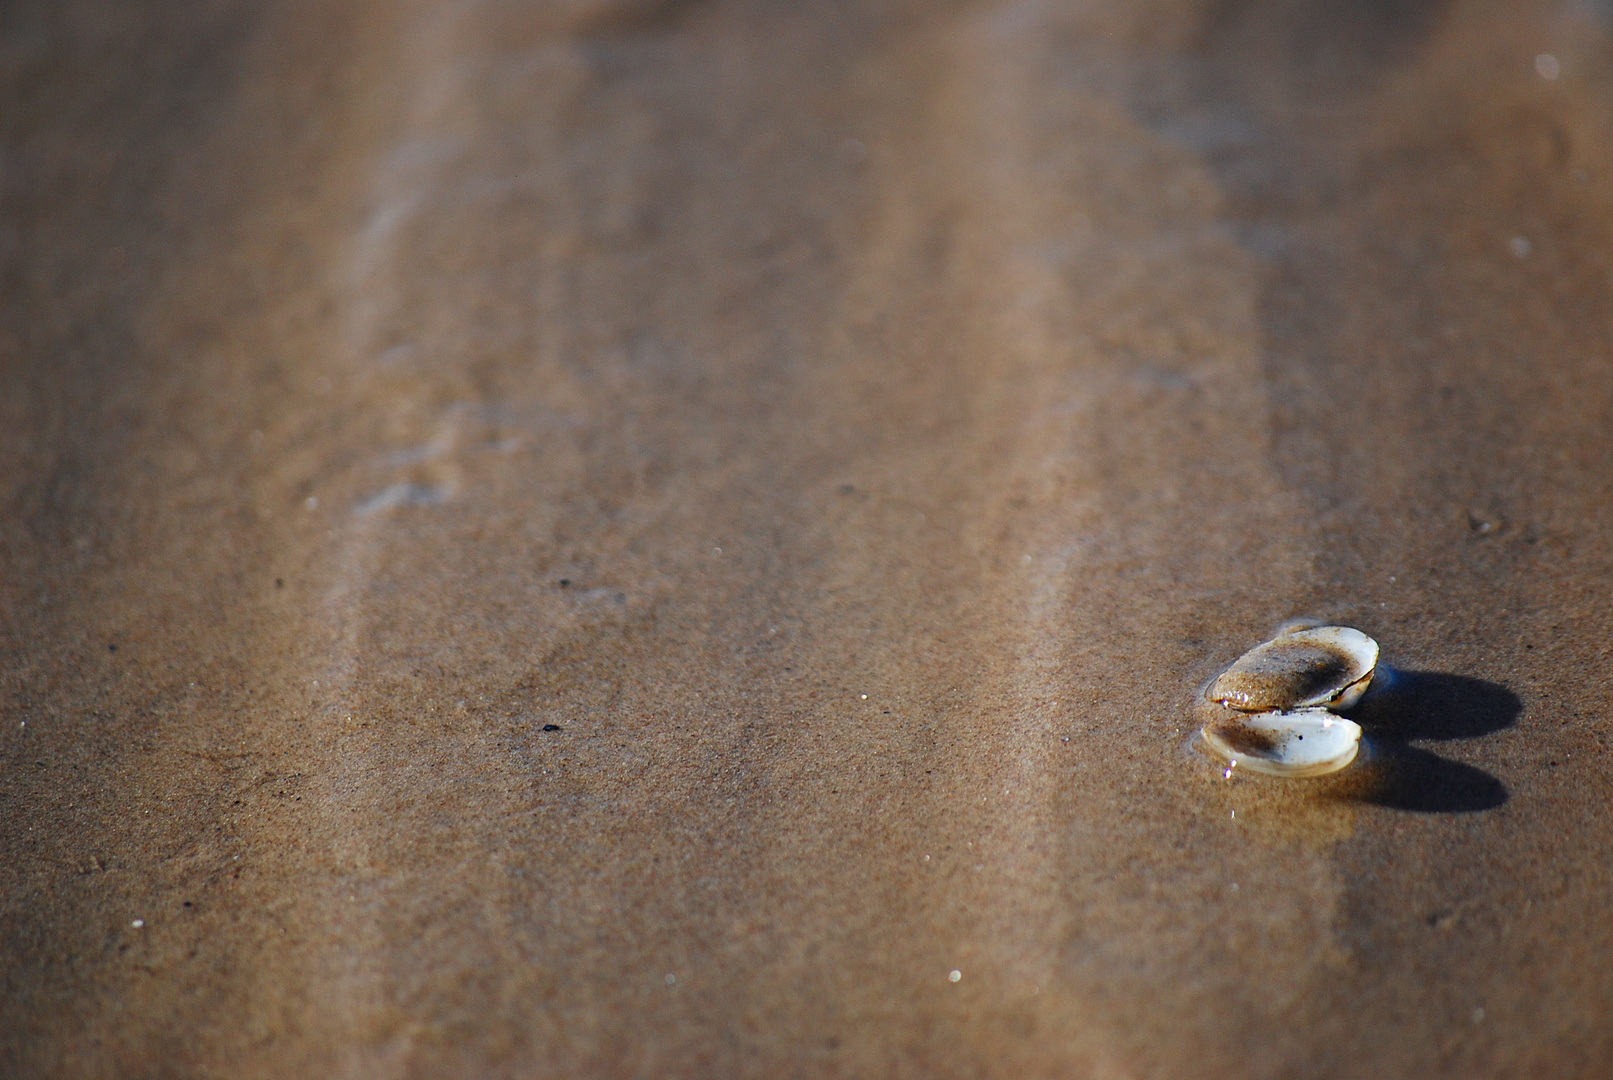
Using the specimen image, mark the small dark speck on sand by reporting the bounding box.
[108,644,117,652]
[558,579,570,587]
[275,578,284,588]
[543,724,562,732]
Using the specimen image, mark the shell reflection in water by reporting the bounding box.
[1200,624,1379,778]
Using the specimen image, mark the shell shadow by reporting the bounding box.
[1344,669,1517,813]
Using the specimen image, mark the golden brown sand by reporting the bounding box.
[4,0,1612,1075]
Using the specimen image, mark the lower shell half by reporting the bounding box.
[1200,708,1363,778]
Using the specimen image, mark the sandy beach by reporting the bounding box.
[4,0,1612,1075]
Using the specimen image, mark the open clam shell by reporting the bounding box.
[1201,708,1362,778]
[1205,625,1378,713]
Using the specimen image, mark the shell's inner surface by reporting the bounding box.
[1205,625,1379,712]
[1201,708,1362,778]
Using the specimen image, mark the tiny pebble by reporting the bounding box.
[948,970,962,983]
[131,919,144,928]
[665,973,676,985]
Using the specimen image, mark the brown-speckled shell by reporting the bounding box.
[1205,625,1378,712]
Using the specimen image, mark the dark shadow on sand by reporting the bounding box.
[1346,670,1518,813]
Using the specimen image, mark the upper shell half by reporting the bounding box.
[1205,625,1379,712]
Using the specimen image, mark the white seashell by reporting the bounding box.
[1201,708,1362,778]
[1205,625,1378,713]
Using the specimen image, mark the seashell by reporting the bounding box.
[1201,708,1362,778]
[1205,625,1378,713]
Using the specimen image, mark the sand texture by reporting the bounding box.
[4,0,1613,1076]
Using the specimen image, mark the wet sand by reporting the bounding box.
[4,0,1613,1076]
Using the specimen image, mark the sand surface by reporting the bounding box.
[4,0,1613,1076]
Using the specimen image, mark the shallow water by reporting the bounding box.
[3,1,1612,1077]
